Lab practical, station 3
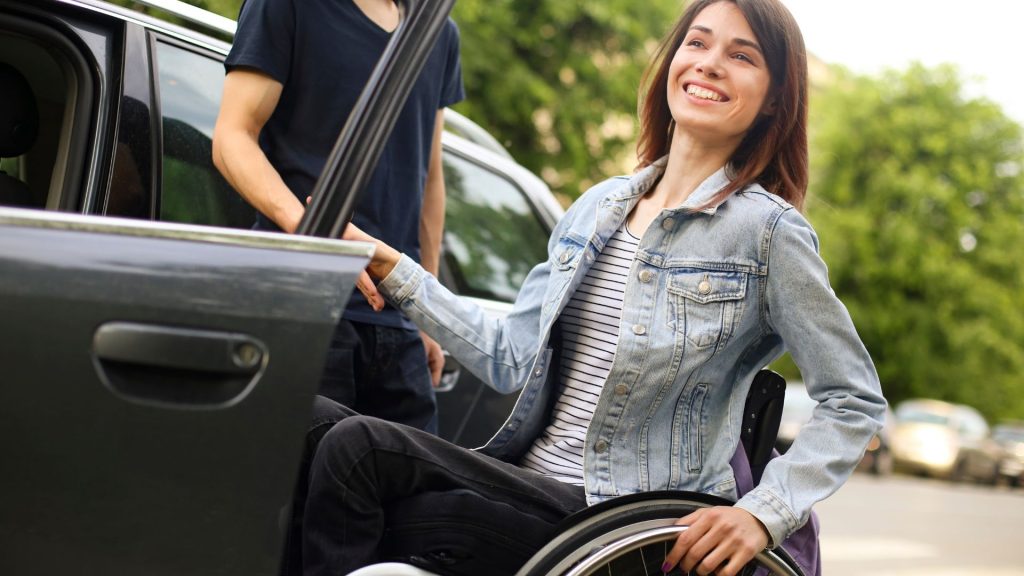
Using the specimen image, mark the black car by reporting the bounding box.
[0,0,563,443]
[0,0,560,573]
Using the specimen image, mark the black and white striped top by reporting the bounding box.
[519,224,640,485]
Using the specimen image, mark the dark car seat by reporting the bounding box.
[0,62,40,207]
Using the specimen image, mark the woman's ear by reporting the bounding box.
[761,96,777,116]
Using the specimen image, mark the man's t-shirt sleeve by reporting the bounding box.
[224,0,295,84]
[440,19,466,109]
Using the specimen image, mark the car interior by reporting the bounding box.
[0,19,91,212]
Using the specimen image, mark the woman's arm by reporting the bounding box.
[664,208,885,575]
[344,211,567,394]
[737,208,887,544]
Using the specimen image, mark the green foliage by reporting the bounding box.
[128,0,682,201]
[807,63,1024,421]
[450,0,683,202]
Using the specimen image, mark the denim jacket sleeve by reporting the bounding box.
[376,200,583,394]
[734,208,887,547]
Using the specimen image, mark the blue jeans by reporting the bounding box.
[319,318,437,434]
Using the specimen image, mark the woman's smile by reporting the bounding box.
[684,81,729,102]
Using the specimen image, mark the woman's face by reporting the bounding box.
[666,1,773,150]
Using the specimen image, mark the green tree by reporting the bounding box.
[125,0,682,202]
[806,63,1024,421]
[450,0,682,202]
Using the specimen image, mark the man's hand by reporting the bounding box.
[662,506,770,576]
[421,331,444,387]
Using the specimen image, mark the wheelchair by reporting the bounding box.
[348,371,806,576]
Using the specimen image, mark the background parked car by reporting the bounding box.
[992,422,1024,487]
[890,398,1003,483]
[775,382,816,455]
[776,382,894,475]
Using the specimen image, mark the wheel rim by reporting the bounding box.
[514,492,804,576]
[560,522,801,576]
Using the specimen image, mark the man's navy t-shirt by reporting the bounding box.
[226,0,464,328]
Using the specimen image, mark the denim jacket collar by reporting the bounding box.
[602,156,733,217]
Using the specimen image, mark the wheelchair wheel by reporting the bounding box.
[515,492,804,576]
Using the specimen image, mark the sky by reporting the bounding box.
[780,0,1024,125]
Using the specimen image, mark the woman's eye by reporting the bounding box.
[686,39,706,48]
[734,53,753,63]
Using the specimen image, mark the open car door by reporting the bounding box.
[0,0,454,574]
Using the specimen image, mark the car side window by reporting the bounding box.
[441,153,549,303]
[155,40,254,228]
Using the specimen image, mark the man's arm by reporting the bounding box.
[212,69,304,233]
[418,110,448,385]
[418,110,447,275]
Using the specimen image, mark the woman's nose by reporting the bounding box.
[696,52,725,78]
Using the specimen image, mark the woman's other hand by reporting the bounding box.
[662,506,770,576]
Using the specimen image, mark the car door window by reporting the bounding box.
[441,153,549,303]
[0,23,89,212]
[155,40,254,228]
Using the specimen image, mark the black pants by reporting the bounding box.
[281,398,358,576]
[301,404,587,576]
[319,318,437,434]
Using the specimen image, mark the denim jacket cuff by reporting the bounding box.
[378,254,425,305]
[734,488,799,549]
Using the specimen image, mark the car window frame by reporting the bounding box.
[437,141,555,304]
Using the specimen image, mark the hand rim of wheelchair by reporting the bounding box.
[514,490,804,576]
[553,521,801,576]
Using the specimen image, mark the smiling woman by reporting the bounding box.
[298,1,886,575]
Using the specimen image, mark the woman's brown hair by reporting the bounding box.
[636,0,808,210]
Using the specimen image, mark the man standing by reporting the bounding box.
[213,0,464,434]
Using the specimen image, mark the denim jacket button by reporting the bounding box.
[595,440,609,453]
[638,269,653,283]
[632,324,647,336]
[614,384,628,395]
[533,366,544,378]
[559,251,571,264]
[698,279,712,295]
[661,218,675,231]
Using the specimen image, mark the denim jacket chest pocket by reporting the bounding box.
[666,270,748,350]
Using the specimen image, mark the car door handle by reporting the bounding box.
[93,322,267,408]
[94,322,266,374]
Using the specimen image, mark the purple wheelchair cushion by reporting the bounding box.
[730,444,821,576]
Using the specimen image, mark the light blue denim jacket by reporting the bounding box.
[378,157,886,546]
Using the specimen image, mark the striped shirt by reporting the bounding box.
[519,224,640,485]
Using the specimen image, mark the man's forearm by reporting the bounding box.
[213,130,304,233]
[418,111,447,275]
[419,182,445,276]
